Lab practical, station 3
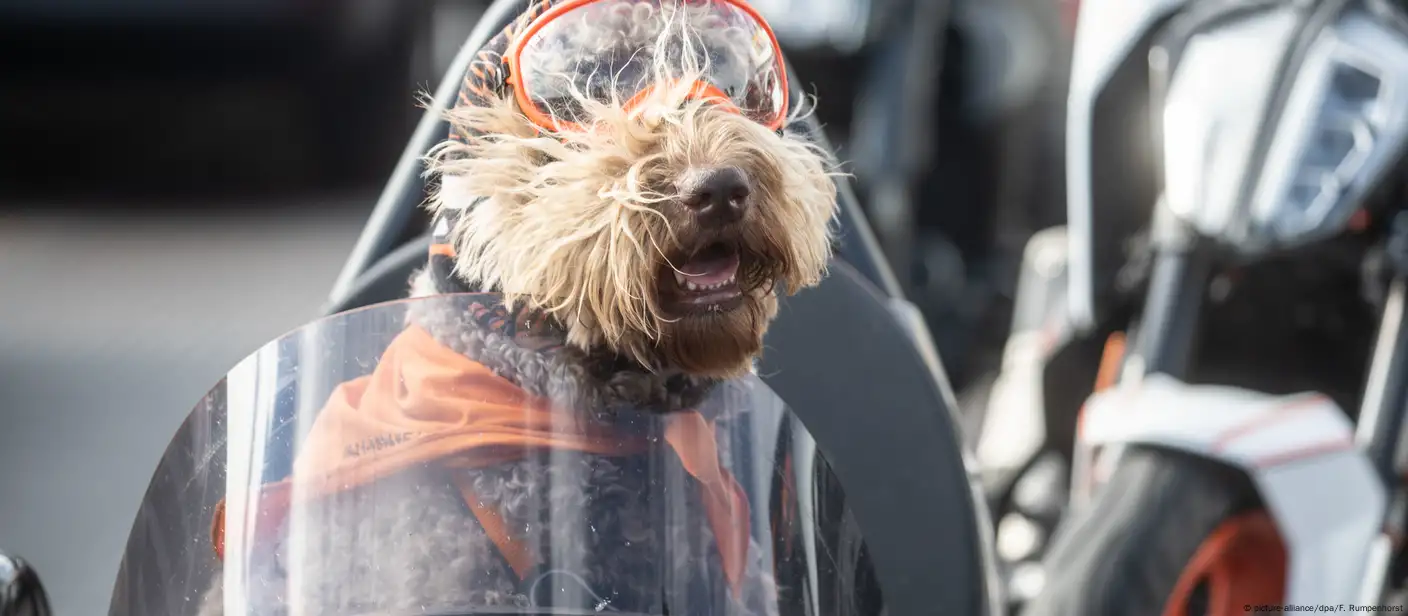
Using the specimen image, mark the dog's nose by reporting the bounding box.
[681,166,750,226]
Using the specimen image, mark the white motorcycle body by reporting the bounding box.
[1077,374,1387,606]
[1066,0,1191,331]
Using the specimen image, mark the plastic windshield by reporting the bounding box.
[108,294,881,616]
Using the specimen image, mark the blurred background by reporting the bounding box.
[0,0,1075,613]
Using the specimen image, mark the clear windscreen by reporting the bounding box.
[108,294,881,616]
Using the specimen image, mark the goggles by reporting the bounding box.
[504,0,790,132]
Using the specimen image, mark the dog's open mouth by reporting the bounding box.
[661,241,745,314]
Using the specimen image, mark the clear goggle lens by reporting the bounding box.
[511,0,787,130]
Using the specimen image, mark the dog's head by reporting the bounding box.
[427,1,838,378]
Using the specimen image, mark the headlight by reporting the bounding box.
[1249,10,1408,245]
[1161,3,1408,252]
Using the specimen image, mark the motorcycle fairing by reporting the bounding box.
[1076,373,1386,607]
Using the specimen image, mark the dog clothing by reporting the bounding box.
[209,318,752,596]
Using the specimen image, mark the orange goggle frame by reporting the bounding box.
[502,0,790,133]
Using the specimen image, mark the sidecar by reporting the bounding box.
[0,2,1002,614]
[318,3,1003,612]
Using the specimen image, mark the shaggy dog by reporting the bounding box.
[198,2,838,614]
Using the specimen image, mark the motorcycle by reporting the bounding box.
[0,1,1003,614]
[1005,0,1408,612]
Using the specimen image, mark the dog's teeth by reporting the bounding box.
[677,274,738,293]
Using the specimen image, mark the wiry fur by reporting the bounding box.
[426,2,838,377]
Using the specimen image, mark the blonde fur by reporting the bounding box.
[425,1,838,377]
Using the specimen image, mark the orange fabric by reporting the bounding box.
[1078,331,1127,439]
[1350,209,1371,232]
[1093,331,1126,393]
[454,476,539,579]
[211,500,227,559]
[1162,510,1286,616]
[212,324,752,596]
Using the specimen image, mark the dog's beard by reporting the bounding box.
[426,81,837,378]
[653,286,777,378]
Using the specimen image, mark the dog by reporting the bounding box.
[196,2,838,614]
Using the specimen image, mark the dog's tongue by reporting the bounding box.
[675,246,741,287]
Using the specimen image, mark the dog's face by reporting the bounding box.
[428,10,837,378]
